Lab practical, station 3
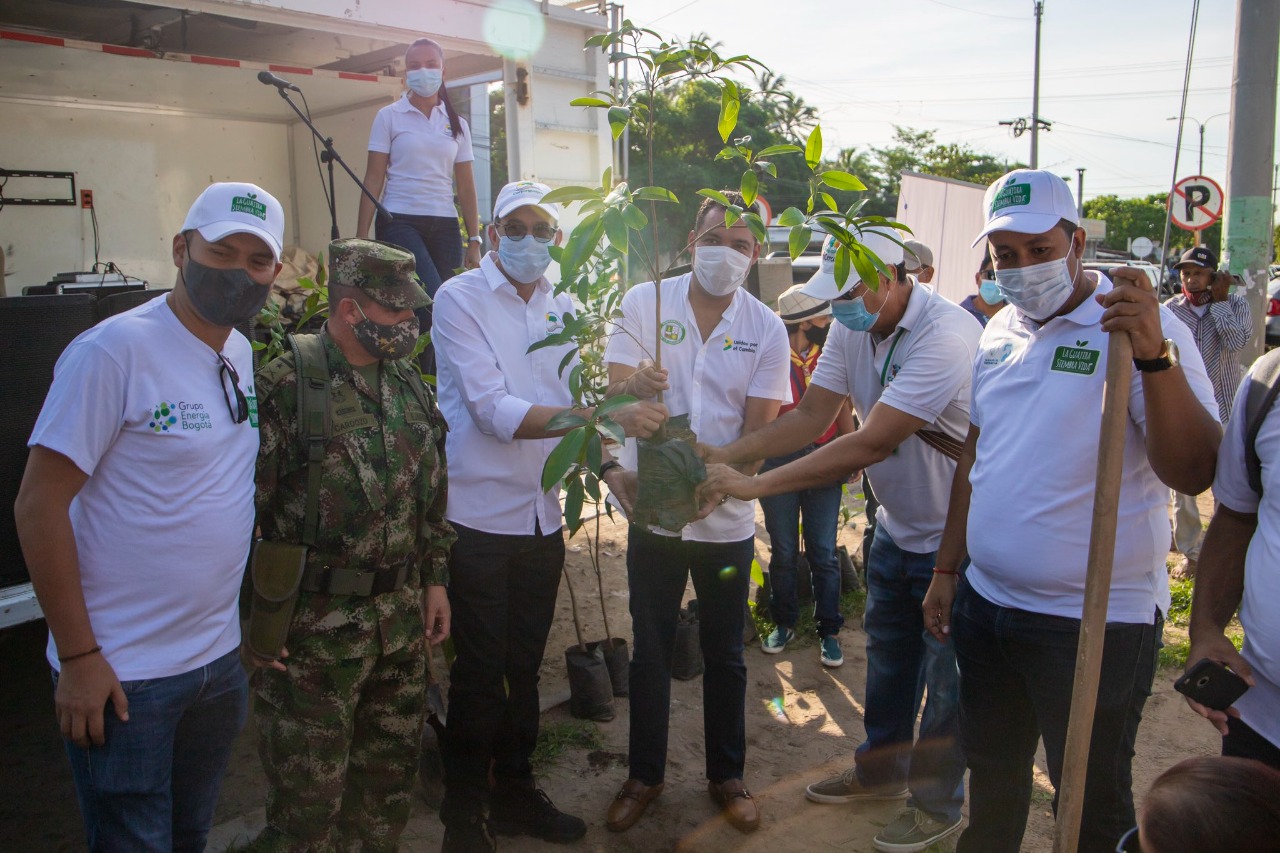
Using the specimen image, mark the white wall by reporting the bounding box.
[0,102,290,295]
[896,172,988,305]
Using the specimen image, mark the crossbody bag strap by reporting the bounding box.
[287,333,331,548]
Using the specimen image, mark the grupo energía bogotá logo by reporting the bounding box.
[149,401,179,433]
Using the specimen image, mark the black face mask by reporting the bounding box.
[181,249,272,328]
[803,323,829,349]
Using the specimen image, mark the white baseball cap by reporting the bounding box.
[903,239,933,272]
[181,182,285,262]
[971,168,1079,247]
[777,283,831,323]
[801,229,906,301]
[493,180,562,221]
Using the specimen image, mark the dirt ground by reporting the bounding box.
[2,496,1221,852]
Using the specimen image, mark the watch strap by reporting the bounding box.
[1134,339,1174,373]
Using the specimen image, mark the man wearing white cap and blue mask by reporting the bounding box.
[15,182,284,850]
[921,169,1221,852]
[701,228,981,852]
[432,180,666,851]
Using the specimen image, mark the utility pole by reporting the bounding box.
[1224,0,1279,366]
[1076,168,1086,218]
[1031,0,1044,168]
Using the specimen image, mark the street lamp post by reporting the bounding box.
[1167,112,1230,176]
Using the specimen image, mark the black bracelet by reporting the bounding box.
[598,460,623,480]
[58,645,102,663]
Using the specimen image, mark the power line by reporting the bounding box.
[917,0,1026,20]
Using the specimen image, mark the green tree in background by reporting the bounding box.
[1082,193,1220,260]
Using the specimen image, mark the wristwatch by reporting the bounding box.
[1134,338,1180,373]
[467,235,482,244]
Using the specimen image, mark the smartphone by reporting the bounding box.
[1174,658,1249,711]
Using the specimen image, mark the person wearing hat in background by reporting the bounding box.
[247,237,454,850]
[903,239,936,284]
[959,254,1004,327]
[432,181,667,851]
[14,182,284,850]
[700,229,980,853]
[756,284,855,664]
[922,169,1221,852]
[1165,245,1252,577]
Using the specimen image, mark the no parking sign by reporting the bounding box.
[1170,175,1224,232]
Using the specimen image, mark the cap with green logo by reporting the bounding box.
[182,182,285,262]
[971,168,1080,247]
[328,238,431,310]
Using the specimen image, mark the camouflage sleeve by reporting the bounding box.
[254,355,298,527]
[419,390,455,587]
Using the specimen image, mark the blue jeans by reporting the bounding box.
[376,213,463,300]
[626,527,752,786]
[758,446,844,637]
[57,648,249,852]
[951,579,1160,853]
[854,526,965,822]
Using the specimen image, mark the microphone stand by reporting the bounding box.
[269,86,389,238]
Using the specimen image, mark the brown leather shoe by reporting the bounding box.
[708,779,760,833]
[606,778,663,832]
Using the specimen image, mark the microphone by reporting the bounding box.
[257,70,300,92]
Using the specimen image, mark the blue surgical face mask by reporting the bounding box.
[497,235,553,284]
[831,293,879,332]
[406,68,443,98]
[979,278,1003,305]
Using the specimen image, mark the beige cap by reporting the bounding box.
[903,239,933,272]
[777,283,831,323]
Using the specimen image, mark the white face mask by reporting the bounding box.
[994,254,1080,321]
[693,245,752,297]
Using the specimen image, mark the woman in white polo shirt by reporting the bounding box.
[357,37,481,298]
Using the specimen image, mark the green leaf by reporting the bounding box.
[570,96,612,107]
[851,246,883,293]
[723,207,742,227]
[633,186,678,203]
[834,243,852,288]
[805,126,823,171]
[586,433,603,481]
[788,224,811,260]
[776,206,805,227]
[756,144,804,158]
[820,170,867,192]
[546,244,563,263]
[819,192,838,212]
[568,362,583,400]
[697,188,733,207]
[598,417,626,446]
[742,212,767,243]
[564,476,585,535]
[739,169,758,207]
[603,207,629,254]
[607,106,630,140]
[541,428,587,492]
[546,409,589,431]
[561,214,605,275]
[717,80,740,143]
[621,203,648,229]
[540,185,601,205]
[596,393,638,417]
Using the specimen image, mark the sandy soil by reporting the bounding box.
[3,495,1222,852]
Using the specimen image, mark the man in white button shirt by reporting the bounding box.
[600,192,790,835]
[700,230,980,853]
[922,169,1221,853]
[432,181,666,852]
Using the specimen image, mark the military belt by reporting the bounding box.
[300,556,411,597]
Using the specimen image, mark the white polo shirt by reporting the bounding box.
[433,253,577,536]
[810,281,982,553]
[965,273,1219,623]
[1210,365,1280,748]
[368,93,474,219]
[606,274,790,543]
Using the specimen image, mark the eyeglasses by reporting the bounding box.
[500,222,556,243]
[218,354,250,425]
[1116,826,1141,853]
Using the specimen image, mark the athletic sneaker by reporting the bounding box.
[761,626,795,654]
[872,806,963,852]
[804,766,908,804]
[820,634,843,667]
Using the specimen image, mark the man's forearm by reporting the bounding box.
[935,426,979,573]
[1189,507,1253,639]
[16,501,97,656]
[514,404,593,440]
[1142,368,1221,493]
[720,406,832,466]
[750,431,885,497]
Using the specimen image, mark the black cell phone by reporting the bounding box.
[1174,658,1249,711]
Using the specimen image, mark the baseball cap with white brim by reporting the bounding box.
[903,239,933,272]
[971,168,1079,247]
[181,182,285,262]
[801,230,906,301]
[493,180,562,221]
[777,283,831,323]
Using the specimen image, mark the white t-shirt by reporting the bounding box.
[605,274,791,543]
[29,296,258,680]
[810,281,982,553]
[433,253,577,536]
[1210,364,1280,748]
[368,93,475,219]
[965,274,1219,623]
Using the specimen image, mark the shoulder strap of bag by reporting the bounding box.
[287,333,330,548]
[1244,348,1280,497]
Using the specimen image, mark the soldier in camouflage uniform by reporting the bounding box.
[247,238,454,851]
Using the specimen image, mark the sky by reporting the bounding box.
[617,0,1269,203]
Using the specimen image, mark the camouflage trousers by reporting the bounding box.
[249,637,426,852]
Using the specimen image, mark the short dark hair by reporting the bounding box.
[977,254,994,276]
[1059,218,1081,240]
[328,282,365,308]
[695,190,750,234]
[1141,756,1280,852]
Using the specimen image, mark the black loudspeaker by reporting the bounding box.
[95,288,165,322]
[0,295,99,587]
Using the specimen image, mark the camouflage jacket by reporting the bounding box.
[255,329,454,660]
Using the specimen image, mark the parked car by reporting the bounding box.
[1083,261,1175,299]
[1267,276,1280,348]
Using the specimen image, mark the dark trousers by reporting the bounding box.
[952,579,1160,853]
[440,523,565,823]
[626,526,753,786]
[376,213,462,298]
[1224,715,1280,770]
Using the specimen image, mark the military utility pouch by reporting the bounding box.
[247,540,308,661]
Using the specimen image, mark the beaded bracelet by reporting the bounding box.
[932,568,960,576]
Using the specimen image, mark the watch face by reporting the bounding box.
[1167,339,1180,367]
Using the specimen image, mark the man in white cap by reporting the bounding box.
[14,182,284,850]
[922,169,1221,852]
[755,284,854,665]
[903,239,935,284]
[432,180,667,851]
[700,228,980,852]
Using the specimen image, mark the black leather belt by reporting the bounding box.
[300,556,411,597]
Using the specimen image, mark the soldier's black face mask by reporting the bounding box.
[350,300,419,361]
[181,239,272,327]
